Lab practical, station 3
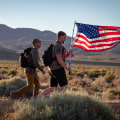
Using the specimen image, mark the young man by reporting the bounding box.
[10,39,45,99]
[37,31,72,97]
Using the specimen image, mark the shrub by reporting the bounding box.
[66,74,72,80]
[109,89,120,99]
[71,70,78,75]
[13,89,116,120]
[105,72,115,83]
[71,70,84,78]
[68,77,87,88]
[0,99,14,119]
[101,70,106,76]
[76,72,84,78]
[102,91,116,100]
[1,70,8,74]
[0,77,32,97]
[91,76,107,92]
[113,79,120,86]
[8,69,18,77]
[87,70,106,79]
[87,70,107,79]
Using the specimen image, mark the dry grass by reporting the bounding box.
[0,60,120,100]
[0,60,120,119]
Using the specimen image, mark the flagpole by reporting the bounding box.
[69,21,76,74]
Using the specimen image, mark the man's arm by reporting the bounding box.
[56,54,71,72]
[32,49,45,73]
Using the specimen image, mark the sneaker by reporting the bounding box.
[10,91,14,100]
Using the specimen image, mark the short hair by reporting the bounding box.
[57,31,66,39]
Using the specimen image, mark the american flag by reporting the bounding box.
[73,23,120,51]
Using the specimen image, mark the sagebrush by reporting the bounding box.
[13,89,116,120]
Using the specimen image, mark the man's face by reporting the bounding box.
[59,35,66,44]
[34,42,41,49]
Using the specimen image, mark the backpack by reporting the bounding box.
[19,47,34,68]
[42,44,56,67]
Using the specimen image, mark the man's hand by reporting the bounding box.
[42,70,45,74]
[68,49,72,54]
[41,65,45,74]
[66,67,72,72]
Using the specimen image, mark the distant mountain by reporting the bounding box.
[0,50,19,60]
[0,24,120,57]
[0,24,71,53]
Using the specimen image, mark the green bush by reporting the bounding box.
[105,73,115,82]
[100,70,106,76]
[87,70,106,79]
[76,72,84,78]
[109,89,120,99]
[71,70,84,78]
[8,69,18,77]
[0,77,32,97]
[66,74,72,80]
[70,70,106,79]
[13,90,116,120]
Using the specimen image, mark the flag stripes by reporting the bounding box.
[73,23,120,51]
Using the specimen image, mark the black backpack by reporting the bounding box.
[42,44,56,67]
[19,47,34,68]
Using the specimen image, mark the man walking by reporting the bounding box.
[38,31,72,97]
[10,38,45,99]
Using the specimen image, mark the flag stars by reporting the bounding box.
[76,23,100,39]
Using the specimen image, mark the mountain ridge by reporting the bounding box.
[0,24,120,56]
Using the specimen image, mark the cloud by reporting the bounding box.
[0,17,6,24]
[0,18,2,22]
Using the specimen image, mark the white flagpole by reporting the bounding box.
[69,21,76,74]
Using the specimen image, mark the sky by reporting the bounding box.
[0,0,120,37]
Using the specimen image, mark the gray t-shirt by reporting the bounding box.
[24,48,43,73]
[49,41,65,71]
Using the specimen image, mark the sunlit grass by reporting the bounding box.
[0,60,120,119]
[13,89,116,120]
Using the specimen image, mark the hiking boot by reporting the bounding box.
[10,91,14,100]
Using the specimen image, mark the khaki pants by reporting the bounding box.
[13,72,40,98]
